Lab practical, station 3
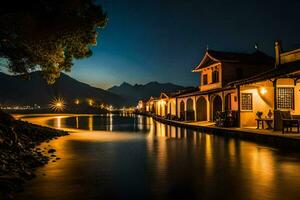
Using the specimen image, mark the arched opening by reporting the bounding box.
[186,98,195,121]
[159,104,162,116]
[196,96,207,121]
[179,101,185,120]
[212,95,222,121]
[164,103,168,117]
[225,93,232,111]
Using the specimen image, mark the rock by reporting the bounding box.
[0,114,68,196]
[47,149,56,154]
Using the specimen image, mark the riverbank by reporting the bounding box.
[0,112,68,200]
[147,113,300,151]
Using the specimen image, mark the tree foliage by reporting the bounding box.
[0,0,107,84]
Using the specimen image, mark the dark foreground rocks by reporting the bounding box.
[0,111,68,199]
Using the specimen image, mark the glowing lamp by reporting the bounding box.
[260,87,267,95]
[88,99,93,106]
[75,99,80,105]
[49,97,65,111]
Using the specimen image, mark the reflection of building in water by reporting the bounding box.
[88,116,93,131]
[76,116,79,129]
[109,113,113,131]
[55,116,62,129]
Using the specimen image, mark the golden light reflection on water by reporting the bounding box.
[54,116,62,129]
[88,116,93,131]
[75,116,79,129]
[15,114,300,200]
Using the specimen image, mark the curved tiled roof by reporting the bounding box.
[193,50,274,71]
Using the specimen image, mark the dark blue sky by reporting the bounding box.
[68,0,300,89]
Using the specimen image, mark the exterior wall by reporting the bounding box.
[223,90,238,111]
[239,79,300,127]
[295,82,300,115]
[222,62,274,86]
[240,80,274,127]
[198,63,222,91]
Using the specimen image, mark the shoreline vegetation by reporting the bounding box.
[0,111,69,200]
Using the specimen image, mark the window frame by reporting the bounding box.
[203,74,208,85]
[241,93,253,111]
[277,87,295,110]
[212,70,219,83]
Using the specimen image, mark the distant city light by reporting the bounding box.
[75,99,80,105]
[0,104,41,110]
[88,99,94,106]
[50,97,66,111]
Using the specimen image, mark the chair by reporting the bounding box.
[280,111,300,134]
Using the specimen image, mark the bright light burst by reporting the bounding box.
[49,97,66,111]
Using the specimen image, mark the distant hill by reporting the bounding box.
[0,72,125,107]
[108,81,191,105]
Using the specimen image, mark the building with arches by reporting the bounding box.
[142,42,300,130]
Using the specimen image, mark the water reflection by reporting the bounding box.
[16,114,300,200]
[44,114,152,132]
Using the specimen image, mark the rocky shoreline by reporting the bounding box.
[0,112,69,199]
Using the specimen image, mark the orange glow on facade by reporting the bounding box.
[260,87,267,95]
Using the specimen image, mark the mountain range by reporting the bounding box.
[0,72,190,107]
[0,72,124,107]
[107,81,189,105]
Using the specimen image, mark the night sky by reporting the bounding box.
[68,0,300,89]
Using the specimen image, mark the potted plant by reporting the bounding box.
[267,109,273,118]
[256,111,263,119]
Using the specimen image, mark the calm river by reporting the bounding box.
[14,114,300,200]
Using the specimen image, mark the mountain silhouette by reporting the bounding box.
[108,81,190,104]
[0,72,125,107]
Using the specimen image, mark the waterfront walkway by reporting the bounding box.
[188,120,300,139]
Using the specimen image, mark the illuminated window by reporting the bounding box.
[212,70,219,83]
[203,74,208,85]
[241,93,252,111]
[277,87,294,109]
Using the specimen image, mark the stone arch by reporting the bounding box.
[212,95,222,121]
[187,98,194,111]
[225,93,232,111]
[196,96,207,121]
[179,100,185,120]
[164,103,168,116]
[186,98,195,121]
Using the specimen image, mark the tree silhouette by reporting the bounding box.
[0,0,107,84]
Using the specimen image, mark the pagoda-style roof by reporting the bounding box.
[193,50,274,72]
